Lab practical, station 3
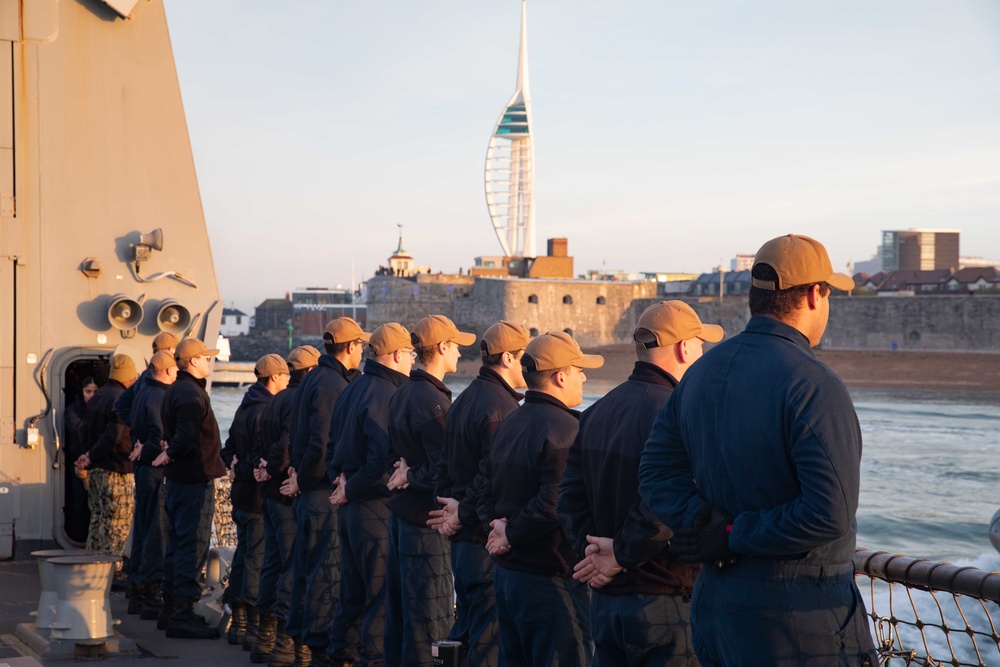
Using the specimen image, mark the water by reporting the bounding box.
[210,381,1000,565]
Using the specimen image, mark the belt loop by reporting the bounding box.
[819,565,827,591]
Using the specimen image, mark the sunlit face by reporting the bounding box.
[508,350,526,389]
[808,287,831,347]
[188,354,214,379]
[688,338,705,363]
[274,372,290,393]
[82,382,98,404]
[398,348,416,375]
[443,340,461,374]
[348,340,365,370]
[562,365,587,408]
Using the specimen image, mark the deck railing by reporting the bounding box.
[854,548,1000,666]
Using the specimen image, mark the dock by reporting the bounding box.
[211,361,257,386]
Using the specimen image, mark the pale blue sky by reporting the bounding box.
[164,1,1000,313]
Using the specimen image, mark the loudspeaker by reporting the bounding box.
[156,299,191,336]
[107,294,143,332]
[138,228,163,252]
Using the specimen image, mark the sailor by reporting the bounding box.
[284,317,370,666]
[384,315,476,666]
[116,332,179,436]
[477,331,603,667]
[64,376,99,544]
[639,234,880,666]
[116,332,178,613]
[558,301,722,666]
[429,320,530,667]
[327,323,414,667]
[222,354,289,648]
[251,345,321,666]
[153,337,226,639]
[127,350,178,621]
[76,353,138,584]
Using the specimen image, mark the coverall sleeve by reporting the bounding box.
[556,431,595,559]
[344,404,391,501]
[505,438,567,547]
[266,402,293,478]
[638,392,705,535]
[166,401,202,461]
[459,417,499,527]
[298,390,336,479]
[613,500,673,569]
[405,412,447,494]
[115,382,137,428]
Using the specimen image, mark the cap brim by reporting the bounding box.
[358,332,372,342]
[454,331,477,346]
[576,353,605,369]
[827,273,855,292]
[698,324,725,343]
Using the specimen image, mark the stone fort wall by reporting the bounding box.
[365,276,1000,353]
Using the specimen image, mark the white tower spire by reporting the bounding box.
[485,0,536,259]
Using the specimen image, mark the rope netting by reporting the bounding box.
[855,549,1000,666]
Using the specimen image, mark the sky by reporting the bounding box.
[163,1,1000,314]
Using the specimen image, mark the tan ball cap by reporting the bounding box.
[287,345,321,371]
[481,321,531,356]
[369,323,412,357]
[109,354,138,383]
[751,234,854,292]
[412,315,476,348]
[174,338,220,361]
[323,317,371,344]
[635,301,724,346]
[522,331,604,373]
[148,350,177,373]
[152,332,179,351]
[255,353,289,378]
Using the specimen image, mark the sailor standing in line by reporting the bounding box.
[326,323,414,667]
[558,301,722,666]
[222,354,289,648]
[639,235,880,666]
[429,320,530,667]
[383,315,475,666]
[250,345,320,666]
[119,333,179,614]
[126,350,178,622]
[477,331,603,667]
[76,353,138,583]
[283,318,369,665]
[153,337,226,640]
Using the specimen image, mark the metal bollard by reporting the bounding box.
[431,640,462,667]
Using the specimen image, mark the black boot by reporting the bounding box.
[157,594,172,630]
[304,646,326,667]
[166,595,219,639]
[139,583,163,620]
[127,582,146,615]
[265,619,294,666]
[251,614,278,663]
[227,599,247,645]
[243,606,260,651]
[294,641,311,667]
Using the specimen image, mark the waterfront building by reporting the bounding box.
[485,0,536,259]
[880,229,960,272]
[220,307,250,337]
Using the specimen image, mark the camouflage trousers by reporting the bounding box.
[86,468,135,573]
[214,477,237,547]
